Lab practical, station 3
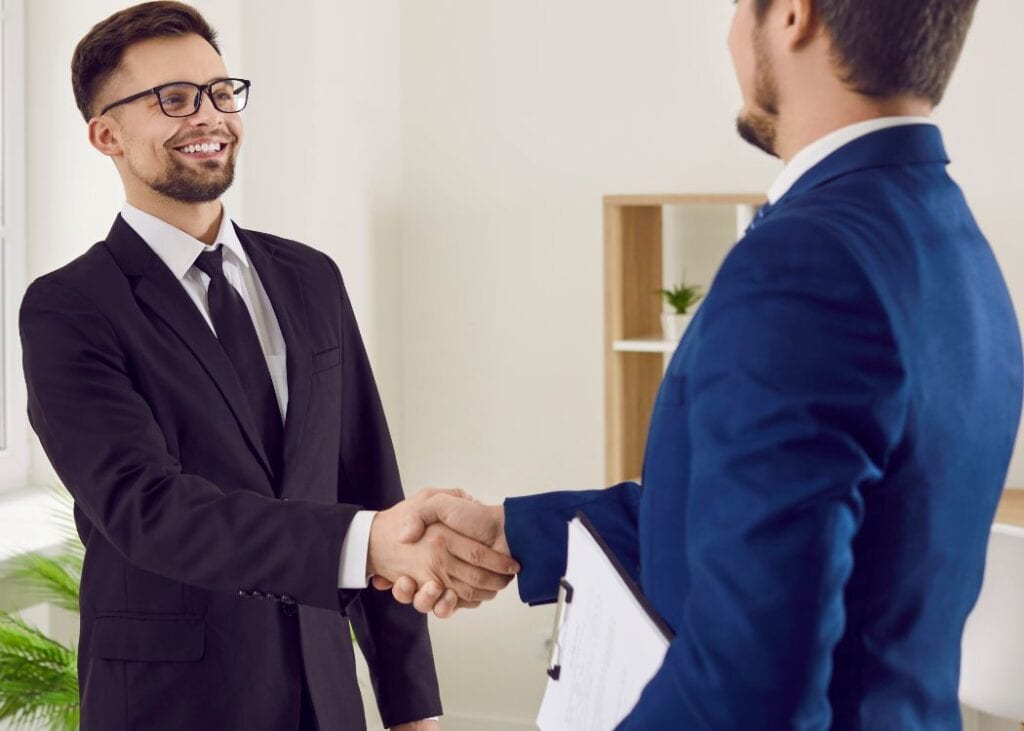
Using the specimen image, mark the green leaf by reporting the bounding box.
[657,280,705,314]
[0,487,81,729]
[0,614,78,730]
[4,549,81,613]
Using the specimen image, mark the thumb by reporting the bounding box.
[399,492,465,543]
[399,509,429,543]
[370,576,394,591]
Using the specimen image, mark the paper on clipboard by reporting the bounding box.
[536,514,672,731]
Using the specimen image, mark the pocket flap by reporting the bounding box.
[90,614,205,662]
[312,346,341,372]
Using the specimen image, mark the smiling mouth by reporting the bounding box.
[172,141,229,159]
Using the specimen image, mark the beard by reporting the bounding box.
[130,145,237,204]
[736,25,780,158]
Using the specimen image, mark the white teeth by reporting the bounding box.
[178,142,223,154]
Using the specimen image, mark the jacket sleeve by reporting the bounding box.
[504,482,642,605]
[20,275,357,612]
[618,219,908,729]
[323,255,443,728]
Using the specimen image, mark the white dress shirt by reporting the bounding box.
[766,116,936,204]
[120,202,375,589]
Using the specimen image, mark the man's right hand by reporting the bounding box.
[371,490,512,618]
[367,490,519,608]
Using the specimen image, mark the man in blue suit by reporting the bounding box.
[381,0,1023,727]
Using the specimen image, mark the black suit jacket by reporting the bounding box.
[19,214,442,730]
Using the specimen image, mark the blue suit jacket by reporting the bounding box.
[505,125,1023,729]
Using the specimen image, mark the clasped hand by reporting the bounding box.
[367,489,513,618]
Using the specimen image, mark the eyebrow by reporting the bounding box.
[151,76,231,88]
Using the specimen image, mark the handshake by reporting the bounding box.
[366,489,517,618]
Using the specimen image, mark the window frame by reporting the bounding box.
[0,0,30,493]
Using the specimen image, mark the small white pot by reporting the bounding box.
[661,312,693,342]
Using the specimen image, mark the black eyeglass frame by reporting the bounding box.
[97,77,251,118]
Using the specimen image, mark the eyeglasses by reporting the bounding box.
[98,78,251,118]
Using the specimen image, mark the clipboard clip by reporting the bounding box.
[546,578,574,680]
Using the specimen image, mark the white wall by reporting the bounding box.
[398,2,779,726]
[238,0,405,437]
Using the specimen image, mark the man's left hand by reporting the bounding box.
[392,721,440,731]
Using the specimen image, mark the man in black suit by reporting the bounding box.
[19,3,517,729]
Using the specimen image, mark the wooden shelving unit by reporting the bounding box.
[604,193,765,484]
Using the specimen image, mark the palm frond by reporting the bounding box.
[0,614,78,731]
[0,487,82,729]
[4,550,81,613]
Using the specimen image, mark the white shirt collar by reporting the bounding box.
[120,201,249,280]
[767,116,936,204]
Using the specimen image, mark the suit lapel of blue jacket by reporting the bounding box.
[105,214,275,482]
[780,123,951,206]
[234,225,313,473]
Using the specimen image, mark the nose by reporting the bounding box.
[190,89,224,125]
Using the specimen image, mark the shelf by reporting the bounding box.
[604,193,764,206]
[604,194,767,483]
[612,336,679,354]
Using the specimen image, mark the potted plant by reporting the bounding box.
[0,493,80,731]
[658,280,704,341]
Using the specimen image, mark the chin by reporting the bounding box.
[735,109,779,158]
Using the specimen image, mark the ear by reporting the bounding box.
[88,114,124,158]
[781,0,819,50]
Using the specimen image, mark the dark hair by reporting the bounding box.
[71,1,221,122]
[754,0,978,105]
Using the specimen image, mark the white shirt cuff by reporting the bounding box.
[338,510,377,588]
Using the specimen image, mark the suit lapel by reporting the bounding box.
[234,225,313,472]
[104,215,275,481]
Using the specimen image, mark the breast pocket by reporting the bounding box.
[312,345,341,373]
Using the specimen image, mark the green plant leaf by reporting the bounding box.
[4,549,81,613]
[658,281,705,314]
[0,488,81,729]
[0,614,78,730]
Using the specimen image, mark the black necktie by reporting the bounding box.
[194,246,283,475]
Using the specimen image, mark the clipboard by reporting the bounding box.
[537,512,673,731]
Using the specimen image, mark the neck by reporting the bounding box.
[775,94,932,163]
[125,187,223,245]
[774,94,937,162]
